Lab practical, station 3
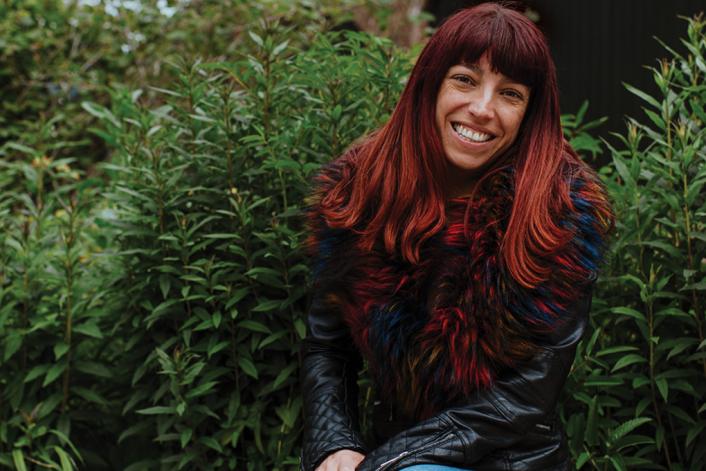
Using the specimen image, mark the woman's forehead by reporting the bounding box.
[452,59,530,87]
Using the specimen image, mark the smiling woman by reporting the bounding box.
[300,3,614,471]
[436,57,530,197]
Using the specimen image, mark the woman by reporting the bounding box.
[301,3,613,471]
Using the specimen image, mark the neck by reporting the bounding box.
[446,171,481,199]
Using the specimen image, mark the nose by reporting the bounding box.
[467,90,494,120]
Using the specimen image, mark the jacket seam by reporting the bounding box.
[376,432,455,471]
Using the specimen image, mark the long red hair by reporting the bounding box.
[316,2,611,288]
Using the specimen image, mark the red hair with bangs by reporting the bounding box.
[317,2,610,288]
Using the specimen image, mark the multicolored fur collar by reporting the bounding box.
[306,157,609,421]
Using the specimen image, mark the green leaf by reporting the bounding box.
[39,393,64,418]
[54,446,74,471]
[656,425,665,450]
[203,233,240,239]
[275,397,302,429]
[684,276,706,290]
[6,142,38,156]
[644,108,665,128]
[623,82,661,110]
[656,377,669,401]
[74,321,103,339]
[207,340,229,358]
[12,450,27,471]
[613,434,654,451]
[180,428,192,449]
[271,362,297,391]
[608,455,627,471]
[611,353,647,372]
[49,429,81,459]
[584,376,623,387]
[118,421,153,444]
[636,397,651,417]
[272,39,289,57]
[73,387,108,406]
[54,342,70,360]
[237,357,258,379]
[641,241,681,259]
[609,417,652,442]
[294,318,306,340]
[4,333,22,361]
[611,154,635,188]
[665,337,697,360]
[200,436,223,453]
[576,451,590,469]
[585,395,598,446]
[212,311,222,329]
[136,406,176,415]
[596,345,639,357]
[251,299,281,312]
[687,422,706,447]
[185,381,219,399]
[632,375,650,389]
[237,320,271,334]
[225,287,249,309]
[43,363,66,387]
[258,331,288,350]
[74,361,111,378]
[610,306,646,323]
[248,31,264,48]
[159,274,171,299]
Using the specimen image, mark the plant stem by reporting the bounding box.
[681,173,706,377]
[647,298,672,469]
[61,198,77,412]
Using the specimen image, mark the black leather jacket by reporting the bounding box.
[300,284,593,471]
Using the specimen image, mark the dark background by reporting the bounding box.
[427,0,705,145]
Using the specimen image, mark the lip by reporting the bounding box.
[451,121,496,137]
[449,122,496,148]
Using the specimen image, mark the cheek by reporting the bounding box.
[434,105,443,131]
[505,108,527,138]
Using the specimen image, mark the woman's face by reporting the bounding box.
[435,53,530,196]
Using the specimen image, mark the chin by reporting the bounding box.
[449,155,493,173]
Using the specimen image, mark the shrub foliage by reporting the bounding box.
[562,14,706,471]
[2,25,411,469]
[0,3,704,470]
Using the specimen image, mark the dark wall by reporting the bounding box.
[427,0,705,144]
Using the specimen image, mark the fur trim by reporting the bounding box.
[305,157,609,420]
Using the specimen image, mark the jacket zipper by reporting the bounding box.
[375,432,455,471]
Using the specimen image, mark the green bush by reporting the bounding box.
[0,150,117,469]
[0,0,372,176]
[1,2,703,469]
[97,30,409,470]
[562,14,706,471]
[1,27,411,469]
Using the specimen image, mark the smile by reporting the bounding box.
[452,122,495,143]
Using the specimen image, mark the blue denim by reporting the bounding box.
[401,466,471,470]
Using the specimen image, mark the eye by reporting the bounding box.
[451,74,476,86]
[502,89,525,100]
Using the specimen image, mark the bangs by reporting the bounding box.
[444,9,547,88]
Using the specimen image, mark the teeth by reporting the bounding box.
[453,123,493,142]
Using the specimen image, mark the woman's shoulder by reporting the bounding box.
[311,140,369,192]
[560,152,612,228]
[549,153,613,285]
[305,145,367,243]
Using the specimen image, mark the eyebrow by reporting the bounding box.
[454,63,526,87]
[465,64,481,73]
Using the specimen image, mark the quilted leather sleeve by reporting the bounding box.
[356,285,594,471]
[300,293,368,471]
